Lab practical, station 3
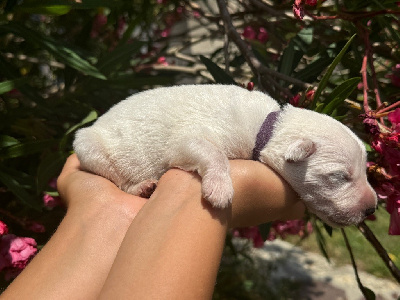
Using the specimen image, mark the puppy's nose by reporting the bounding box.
[365,207,376,217]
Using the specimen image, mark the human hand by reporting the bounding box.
[57,154,147,221]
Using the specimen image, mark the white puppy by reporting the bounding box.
[73,84,377,226]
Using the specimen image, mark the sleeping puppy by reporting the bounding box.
[73,84,377,227]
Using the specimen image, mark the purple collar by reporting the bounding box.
[252,111,281,161]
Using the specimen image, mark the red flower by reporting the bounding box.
[257,27,269,43]
[233,226,264,248]
[305,0,317,5]
[242,26,269,43]
[0,221,8,236]
[388,108,400,125]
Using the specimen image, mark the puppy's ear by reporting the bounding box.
[285,138,316,162]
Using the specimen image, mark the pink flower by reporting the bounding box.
[0,234,37,279]
[290,94,301,107]
[43,193,62,208]
[157,56,169,66]
[243,26,269,43]
[25,222,46,233]
[388,108,400,125]
[233,227,264,248]
[0,221,8,236]
[90,13,108,39]
[305,0,317,5]
[293,0,305,20]
[243,26,256,40]
[257,27,269,43]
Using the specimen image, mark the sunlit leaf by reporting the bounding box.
[0,135,20,148]
[312,34,357,107]
[322,77,360,115]
[60,110,98,150]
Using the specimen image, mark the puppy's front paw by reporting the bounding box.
[202,174,234,209]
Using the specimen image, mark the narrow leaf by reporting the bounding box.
[323,222,333,237]
[313,219,330,262]
[0,167,41,211]
[199,55,237,85]
[294,55,334,82]
[258,222,272,241]
[313,34,357,107]
[36,151,67,194]
[0,78,27,94]
[0,139,57,159]
[279,40,296,76]
[97,42,145,75]
[322,77,360,115]
[0,135,20,148]
[0,23,106,80]
[60,110,98,149]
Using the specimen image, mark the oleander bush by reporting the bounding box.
[0,0,399,298]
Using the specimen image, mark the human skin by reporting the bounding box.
[1,154,304,299]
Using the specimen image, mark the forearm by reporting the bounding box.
[99,170,228,299]
[99,161,303,299]
[2,199,137,299]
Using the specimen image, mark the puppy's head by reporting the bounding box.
[262,106,377,227]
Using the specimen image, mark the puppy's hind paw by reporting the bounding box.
[124,179,158,198]
[201,174,234,209]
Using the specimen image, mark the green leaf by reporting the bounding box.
[0,78,27,94]
[312,34,357,108]
[0,23,106,80]
[278,40,296,76]
[17,5,71,15]
[0,166,41,211]
[16,0,121,10]
[258,222,272,241]
[362,287,376,300]
[199,55,237,85]
[60,110,98,150]
[36,151,67,194]
[295,27,314,46]
[0,139,57,159]
[313,219,330,262]
[294,55,334,83]
[97,42,145,76]
[322,77,360,115]
[323,222,333,237]
[0,135,20,148]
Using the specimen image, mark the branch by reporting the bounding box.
[358,221,400,283]
[215,0,311,99]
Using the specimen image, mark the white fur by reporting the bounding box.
[73,84,377,226]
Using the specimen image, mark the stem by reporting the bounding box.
[357,221,400,283]
[341,228,373,298]
[361,53,370,113]
[376,101,400,115]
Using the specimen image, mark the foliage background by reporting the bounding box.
[0,0,399,297]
